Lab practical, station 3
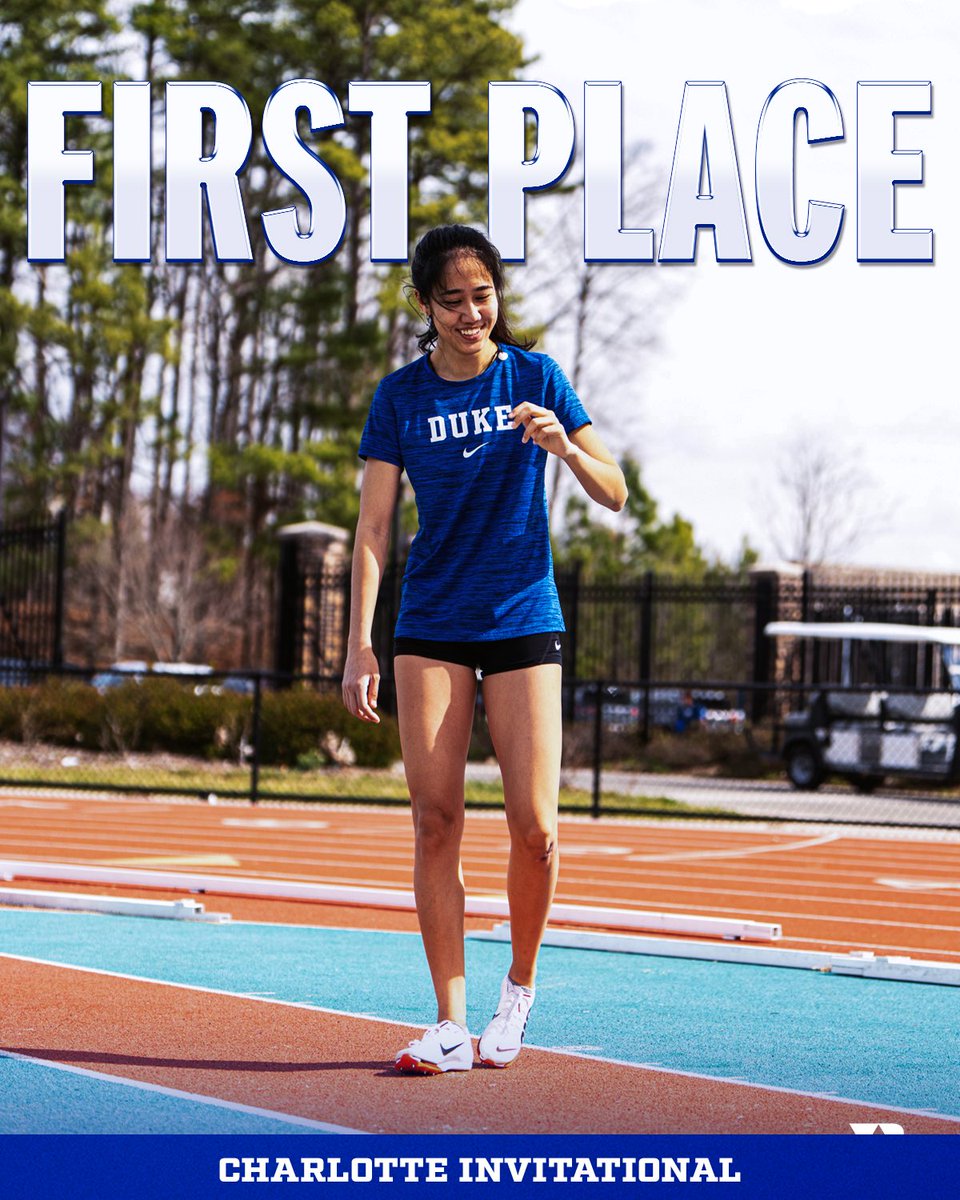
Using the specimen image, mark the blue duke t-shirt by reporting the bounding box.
[359,345,591,641]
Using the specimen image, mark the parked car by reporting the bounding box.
[766,621,960,791]
[570,683,745,734]
[0,657,34,687]
[571,684,643,732]
[91,661,213,694]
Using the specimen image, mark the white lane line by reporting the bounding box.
[771,935,960,959]
[221,819,330,830]
[561,845,633,856]
[0,800,71,809]
[8,830,960,902]
[4,953,958,1125]
[527,1044,960,1124]
[0,1049,363,1133]
[547,887,960,927]
[877,878,960,891]
[8,822,958,877]
[0,951,433,1028]
[626,833,840,863]
[9,797,960,841]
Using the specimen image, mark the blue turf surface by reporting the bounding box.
[3,910,958,1128]
[0,1053,330,1135]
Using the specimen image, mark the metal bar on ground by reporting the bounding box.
[471,925,960,986]
[0,860,780,940]
[0,887,230,922]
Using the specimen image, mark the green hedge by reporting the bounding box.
[258,689,400,768]
[0,678,400,768]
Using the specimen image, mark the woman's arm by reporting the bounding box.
[342,457,402,723]
[510,403,627,512]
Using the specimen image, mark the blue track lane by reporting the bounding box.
[2,910,958,1120]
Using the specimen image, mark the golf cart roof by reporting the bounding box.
[764,621,960,646]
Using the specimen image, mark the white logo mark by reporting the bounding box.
[463,443,489,458]
[850,1123,904,1135]
[554,640,561,651]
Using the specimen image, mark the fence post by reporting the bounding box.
[924,588,937,686]
[751,572,778,722]
[250,672,263,805]
[567,562,580,682]
[52,509,66,669]
[558,564,580,723]
[800,569,813,685]
[639,571,654,742]
[274,538,299,686]
[591,679,604,819]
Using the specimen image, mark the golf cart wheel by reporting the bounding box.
[853,774,885,794]
[785,743,824,790]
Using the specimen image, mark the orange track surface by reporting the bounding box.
[2,795,959,960]
[5,956,957,1134]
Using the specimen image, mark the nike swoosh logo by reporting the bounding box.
[554,641,561,651]
[462,443,489,458]
[439,1041,465,1055]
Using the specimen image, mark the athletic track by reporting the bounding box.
[3,793,960,1134]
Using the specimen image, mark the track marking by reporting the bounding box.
[527,1044,960,1124]
[770,935,960,959]
[0,800,69,809]
[877,878,960,892]
[3,952,957,1124]
[626,833,840,864]
[103,854,241,867]
[221,819,330,830]
[560,845,632,856]
[0,1049,363,1133]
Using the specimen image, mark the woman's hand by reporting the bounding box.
[509,403,573,459]
[341,646,381,723]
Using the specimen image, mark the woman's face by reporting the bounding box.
[421,251,499,366]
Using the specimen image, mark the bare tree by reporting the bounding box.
[66,498,245,666]
[768,433,888,565]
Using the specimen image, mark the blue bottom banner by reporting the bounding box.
[0,1135,953,1200]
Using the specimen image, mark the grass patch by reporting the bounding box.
[0,759,736,817]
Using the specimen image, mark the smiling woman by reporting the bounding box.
[340,223,626,1077]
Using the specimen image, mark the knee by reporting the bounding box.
[516,824,558,864]
[413,802,463,854]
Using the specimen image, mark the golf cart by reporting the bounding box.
[764,621,960,792]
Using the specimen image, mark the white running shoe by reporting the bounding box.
[395,1020,473,1074]
[478,975,534,1068]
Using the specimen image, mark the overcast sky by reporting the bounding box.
[503,0,957,571]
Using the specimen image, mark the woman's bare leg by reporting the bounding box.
[395,655,477,1026]
[481,663,562,988]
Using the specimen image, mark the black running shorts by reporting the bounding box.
[393,631,563,678]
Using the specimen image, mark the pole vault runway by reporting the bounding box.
[2,794,960,1134]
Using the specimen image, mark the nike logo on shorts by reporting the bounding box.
[462,443,489,458]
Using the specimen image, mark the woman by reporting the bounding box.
[342,225,626,1073]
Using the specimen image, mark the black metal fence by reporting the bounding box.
[275,560,770,693]
[0,663,957,830]
[0,513,66,670]
[275,557,960,702]
[1,550,959,829]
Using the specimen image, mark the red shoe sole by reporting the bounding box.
[395,1052,445,1074]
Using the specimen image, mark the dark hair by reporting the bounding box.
[409,224,536,355]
